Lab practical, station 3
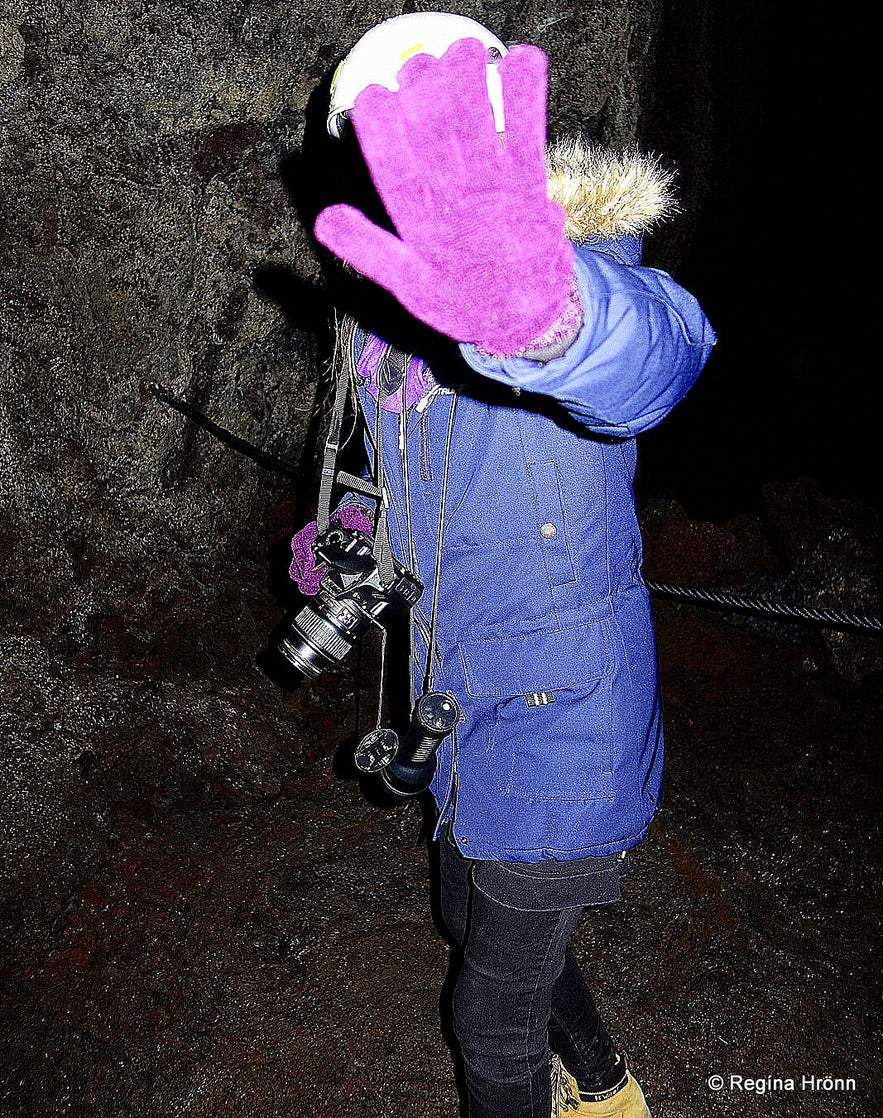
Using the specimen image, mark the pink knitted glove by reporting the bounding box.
[314,38,579,357]
[289,505,374,595]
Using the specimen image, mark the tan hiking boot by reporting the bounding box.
[550,1052,651,1118]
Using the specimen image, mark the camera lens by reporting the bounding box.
[277,525,423,680]
[278,595,370,679]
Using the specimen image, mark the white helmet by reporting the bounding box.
[327,12,508,138]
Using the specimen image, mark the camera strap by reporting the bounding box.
[320,315,458,696]
[423,391,457,695]
[315,333,354,536]
[371,371,398,590]
[316,316,397,589]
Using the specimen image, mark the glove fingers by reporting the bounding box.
[394,36,497,142]
[349,83,428,229]
[497,44,550,188]
[314,202,423,299]
[353,38,500,201]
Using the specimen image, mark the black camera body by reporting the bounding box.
[279,524,423,680]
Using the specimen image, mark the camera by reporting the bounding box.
[278,524,423,680]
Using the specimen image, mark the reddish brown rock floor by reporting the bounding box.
[2,549,880,1118]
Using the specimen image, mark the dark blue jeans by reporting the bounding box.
[438,831,623,1118]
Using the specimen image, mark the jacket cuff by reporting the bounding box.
[475,272,583,361]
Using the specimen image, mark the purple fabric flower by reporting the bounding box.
[289,504,374,595]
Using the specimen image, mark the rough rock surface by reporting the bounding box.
[0,0,691,1010]
[1,0,682,606]
[2,493,881,1118]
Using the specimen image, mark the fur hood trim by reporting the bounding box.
[546,139,677,241]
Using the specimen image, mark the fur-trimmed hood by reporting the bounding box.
[546,140,677,242]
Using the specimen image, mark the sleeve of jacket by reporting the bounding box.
[458,242,716,437]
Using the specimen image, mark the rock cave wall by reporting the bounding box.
[1,0,705,632]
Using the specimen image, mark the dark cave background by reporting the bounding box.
[1,3,880,1117]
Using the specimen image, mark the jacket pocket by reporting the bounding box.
[458,622,608,698]
[492,682,615,802]
[526,460,577,588]
[457,624,614,803]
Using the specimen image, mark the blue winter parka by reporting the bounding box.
[345,151,716,863]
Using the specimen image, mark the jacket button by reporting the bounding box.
[540,522,557,539]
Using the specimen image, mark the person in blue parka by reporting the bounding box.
[289,13,715,1118]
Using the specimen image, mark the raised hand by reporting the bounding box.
[314,38,579,357]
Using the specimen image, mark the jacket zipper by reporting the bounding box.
[444,727,460,831]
